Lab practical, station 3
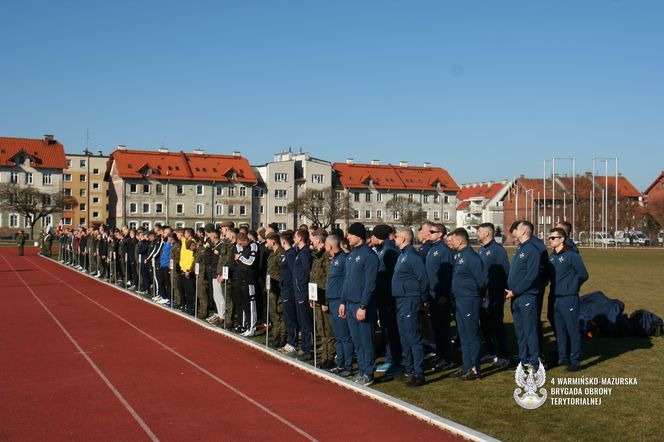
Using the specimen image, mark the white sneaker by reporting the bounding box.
[241,328,256,337]
[152,295,161,301]
[279,343,297,355]
[206,314,219,323]
[157,298,170,305]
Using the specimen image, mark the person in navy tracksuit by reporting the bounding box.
[392,228,429,387]
[549,221,580,333]
[292,229,314,361]
[370,224,402,375]
[547,227,589,371]
[425,223,456,370]
[325,234,353,377]
[506,221,542,370]
[340,222,379,386]
[448,228,485,381]
[477,222,510,369]
[278,232,299,356]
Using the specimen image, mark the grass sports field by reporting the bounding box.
[371,247,664,441]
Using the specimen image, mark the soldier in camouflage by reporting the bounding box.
[310,229,336,368]
[265,232,286,347]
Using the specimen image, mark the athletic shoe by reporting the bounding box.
[480,354,497,364]
[375,362,391,373]
[384,365,405,376]
[337,369,353,378]
[458,371,481,382]
[330,367,346,374]
[405,375,425,388]
[353,375,374,387]
[318,360,335,370]
[296,352,314,362]
[434,359,455,372]
[565,364,582,372]
[279,344,297,355]
[152,295,160,301]
[206,314,219,323]
[157,298,170,305]
[491,357,510,370]
[241,329,257,337]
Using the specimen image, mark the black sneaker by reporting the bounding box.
[450,368,465,378]
[405,375,426,388]
[565,364,582,372]
[458,370,481,382]
[296,352,314,362]
[399,372,414,382]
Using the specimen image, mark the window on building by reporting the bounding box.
[275,189,288,199]
[130,184,137,193]
[228,186,235,197]
[444,195,450,204]
[239,205,246,216]
[216,204,224,215]
[228,205,235,215]
[274,173,288,182]
[354,193,360,202]
[155,183,163,194]
[80,174,86,182]
[433,211,440,220]
[42,174,52,185]
[142,203,150,213]
[93,211,100,219]
[176,185,184,195]
[64,203,73,211]
[143,184,150,194]
[239,186,246,197]
[443,211,450,221]
[8,214,19,228]
[79,189,86,197]
[196,184,204,195]
[196,203,204,215]
[80,159,87,168]
[423,195,429,203]
[66,159,72,167]
[393,211,400,220]
[129,203,137,214]
[79,217,86,225]
[216,185,223,196]
[142,221,151,230]
[63,174,72,182]
[312,174,324,184]
[62,217,72,226]
[254,188,264,198]
[408,194,414,202]
[128,221,137,229]
[42,215,52,227]
[64,188,72,196]
[377,193,383,202]
[365,210,371,219]
[80,203,86,212]
[155,203,163,213]
[176,203,184,214]
[175,222,185,228]
[259,205,264,214]
[434,195,440,204]
[354,210,360,219]
[365,193,371,203]
[9,172,18,184]
[93,168,100,175]
[274,206,286,215]
[25,173,33,184]
[92,182,100,190]
[277,223,287,231]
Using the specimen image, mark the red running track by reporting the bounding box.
[0,248,465,442]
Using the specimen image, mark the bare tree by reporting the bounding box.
[386,195,425,227]
[0,183,76,239]
[287,187,352,228]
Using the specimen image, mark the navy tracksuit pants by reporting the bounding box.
[295,298,313,353]
[455,297,481,373]
[282,292,299,347]
[554,295,581,366]
[346,302,376,377]
[377,295,402,366]
[480,289,509,359]
[329,299,354,371]
[512,294,540,367]
[396,297,424,376]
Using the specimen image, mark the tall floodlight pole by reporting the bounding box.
[594,157,620,249]
[552,158,556,227]
[543,161,548,235]
[554,157,576,239]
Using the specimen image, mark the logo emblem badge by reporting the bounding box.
[514,362,547,410]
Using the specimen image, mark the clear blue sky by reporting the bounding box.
[1,1,663,190]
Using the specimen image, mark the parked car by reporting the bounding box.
[591,231,615,246]
[615,230,651,246]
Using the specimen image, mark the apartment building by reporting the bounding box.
[62,152,110,228]
[332,159,459,231]
[455,181,512,238]
[0,135,67,236]
[108,146,256,229]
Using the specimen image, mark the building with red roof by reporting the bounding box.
[455,181,512,238]
[108,146,256,229]
[331,159,459,229]
[0,135,68,236]
[644,171,664,227]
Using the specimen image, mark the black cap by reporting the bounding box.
[347,222,367,240]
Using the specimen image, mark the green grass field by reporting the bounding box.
[371,248,664,441]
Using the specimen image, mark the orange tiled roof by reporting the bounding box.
[556,175,642,198]
[644,171,664,195]
[111,149,257,184]
[0,136,67,169]
[332,162,458,192]
[456,182,506,210]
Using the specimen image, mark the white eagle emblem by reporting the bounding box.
[400,257,406,263]
[559,256,565,263]
[458,258,465,265]
[519,253,525,259]
[433,250,439,256]
[514,362,547,409]
[334,260,339,266]
[486,250,491,256]
[355,256,361,262]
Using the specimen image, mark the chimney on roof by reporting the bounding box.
[399,160,408,167]
[97,150,103,156]
[346,158,353,164]
[232,150,241,157]
[423,162,431,168]
[371,159,380,165]
[193,148,204,155]
[44,134,54,143]
[117,145,127,151]
[158,147,169,153]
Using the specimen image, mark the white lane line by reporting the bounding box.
[30,258,318,442]
[1,255,159,442]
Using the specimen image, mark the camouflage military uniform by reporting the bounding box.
[310,248,335,364]
[266,246,285,345]
[170,239,183,307]
[216,238,235,327]
[195,239,209,319]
